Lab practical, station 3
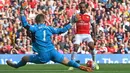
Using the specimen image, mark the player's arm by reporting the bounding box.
[90,15,96,39]
[48,23,72,34]
[49,14,77,34]
[70,14,79,24]
[20,1,36,33]
[91,22,96,37]
[20,15,36,32]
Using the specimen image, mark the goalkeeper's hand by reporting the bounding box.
[70,14,81,24]
[20,0,27,14]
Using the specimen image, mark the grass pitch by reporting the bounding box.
[0,64,130,73]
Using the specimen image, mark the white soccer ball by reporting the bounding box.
[86,60,96,70]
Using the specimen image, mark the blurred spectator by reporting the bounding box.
[107,43,116,54]
[115,44,126,54]
[78,46,90,54]
[55,44,63,54]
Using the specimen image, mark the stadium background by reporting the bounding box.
[0,0,130,73]
[0,0,130,54]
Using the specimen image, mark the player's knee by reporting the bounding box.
[88,42,95,50]
[22,56,29,62]
[90,47,95,50]
[62,57,69,65]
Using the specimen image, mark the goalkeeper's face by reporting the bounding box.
[79,4,86,14]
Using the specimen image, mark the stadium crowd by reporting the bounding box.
[0,0,130,54]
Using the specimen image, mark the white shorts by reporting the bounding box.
[73,34,94,45]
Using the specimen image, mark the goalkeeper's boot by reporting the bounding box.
[6,60,18,68]
[94,62,99,70]
[79,66,93,72]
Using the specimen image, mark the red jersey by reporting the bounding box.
[76,13,91,34]
[29,0,37,8]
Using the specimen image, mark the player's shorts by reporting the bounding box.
[74,34,94,45]
[29,49,64,64]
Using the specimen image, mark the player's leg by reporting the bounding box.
[6,55,29,68]
[51,49,93,72]
[88,42,96,61]
[6,54,43,68]
[68,44,79,70]
[69,34,82,70]
[51,49,80,68]
[63,57,93,72]
[71,34,81,61]
[71,44,80,62]
[85,36,95,60]
[86,34,99,70]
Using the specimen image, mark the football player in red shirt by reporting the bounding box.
[69,2,99,70]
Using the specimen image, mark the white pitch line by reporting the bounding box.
[0,70,69,72]
[96,71,130,72]
[0,70,129,72]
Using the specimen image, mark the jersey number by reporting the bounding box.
[43,30,46,41]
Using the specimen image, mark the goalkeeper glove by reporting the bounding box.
[70,14,81,24]
[20,0,27,15]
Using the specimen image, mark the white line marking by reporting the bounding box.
[0,70,69,71]
[0,70,129,72]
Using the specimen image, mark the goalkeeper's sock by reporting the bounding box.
[15,60,26,68]
[68,60,80,68]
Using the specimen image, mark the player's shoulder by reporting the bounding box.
[84,13,93,19]
[44,25,54,31]
[31,24,37,29]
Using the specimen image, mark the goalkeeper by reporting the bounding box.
[6,1,93,72]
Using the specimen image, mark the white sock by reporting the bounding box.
[71,52,77,60]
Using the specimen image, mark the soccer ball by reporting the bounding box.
[86,60,96,69]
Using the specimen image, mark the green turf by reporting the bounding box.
[0,64,130,73]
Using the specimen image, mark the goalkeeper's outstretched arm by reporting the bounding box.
[20,1,36,33]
